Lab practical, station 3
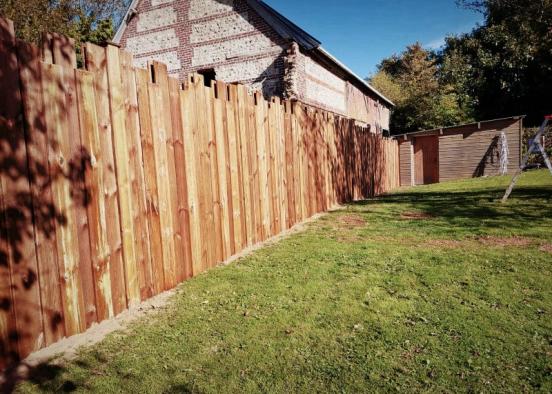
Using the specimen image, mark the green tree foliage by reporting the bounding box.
[372,0,551,133]
[370,43,473,134]
[0,0,130,46]
[441,0,552,125]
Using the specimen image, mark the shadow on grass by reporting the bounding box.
[1,362,74,393]
[353,185,552,233]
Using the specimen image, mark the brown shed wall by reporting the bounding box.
[396,117,522,186]
[399,140,412,186]
[438,119,521,182]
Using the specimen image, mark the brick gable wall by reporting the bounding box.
[118,0,391,131]
[119,0,287,97]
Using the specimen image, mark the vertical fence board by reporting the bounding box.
[42,63,85,336]
[275,99,288,230]
[135,69,163,295]
[83,43,127,316]
[120,53,153,300]
[50,34,97,329]
[190,74,215,271]
[75,69,114,322]
[146,68,176,289]
[105,45,139,306]
[169,78,193,281]
[267,100,279,234]
[213,82,232,260]
[206,84,223,266]
[180,85,202,276]
[16,40,65,349]
[236,85,253,247]
[226,84,243,253]
[255,93,270,240]
[291,102,302,222]
[284,102,296,228]
[247,94,262,244]
[151,62,180,287]
[0,21,45,360]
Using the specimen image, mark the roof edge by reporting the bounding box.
[392,115,526,139]
[111,0,395,107]
[246,0,321,50]
[113,0,140,44]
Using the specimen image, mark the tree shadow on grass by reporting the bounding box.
[354,185,552,234]
[1,361,77,393]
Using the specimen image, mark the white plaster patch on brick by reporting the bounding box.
[126,29,179,56]
[151,0,173,6]
[189,0,234,20]
[305,56,345,93]
[190,12,254,44]
[137,7,177,33]
[133,51,181,72]
[306,79,346,113]
[192,34,281,67]
[216,57,279,82]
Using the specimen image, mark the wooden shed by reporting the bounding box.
[396,116,524,186]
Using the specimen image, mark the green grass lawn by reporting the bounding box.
[17,170,552,393]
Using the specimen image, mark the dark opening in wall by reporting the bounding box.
[198,68,216,87]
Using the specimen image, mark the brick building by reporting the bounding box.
[114,0,394,132]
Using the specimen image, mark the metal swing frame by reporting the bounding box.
[502,115,552,202]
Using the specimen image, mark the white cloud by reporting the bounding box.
[425,37,446,50]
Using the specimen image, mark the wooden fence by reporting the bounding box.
[0,17,399,367]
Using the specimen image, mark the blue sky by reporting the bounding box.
[263,0,483,78]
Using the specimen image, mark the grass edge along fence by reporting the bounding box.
[0,16,399,367]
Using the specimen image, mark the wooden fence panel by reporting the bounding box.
[213,82,233,260]
[189,74,216,272]
[42,62,85,336]
[120,53,154,299]
[75,69,114,323]
[275,99,288,230]
[169,78,193,282]
[255,95,271,240]
[180,84,202,276]
[0,19,401,365]
[247,94,262,244]
[50,33,97,329]
[16,39,64,349]
[152,62,181,287]
[105,45,140,306]
[226,84,244,253]
[146,66,176,289]
[236,85,253,247]
[267,100,280,234]
[83,43,127,316]
[0,21,44,360]
[206,83,223,266]
[135,69,163,295]
[284,101,296,228]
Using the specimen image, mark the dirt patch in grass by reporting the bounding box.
[476,236,533,247]
[337,214,366,228]
[401,211,434,220]
[540,244,552,254]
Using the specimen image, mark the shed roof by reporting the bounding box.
[393,116,525,140]
[113,0,394,107]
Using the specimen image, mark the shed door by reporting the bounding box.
[414,136,439,185]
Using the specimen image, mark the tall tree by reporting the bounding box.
[442,0,552,124]
[370,43,473,134]
[0,0,130,45]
